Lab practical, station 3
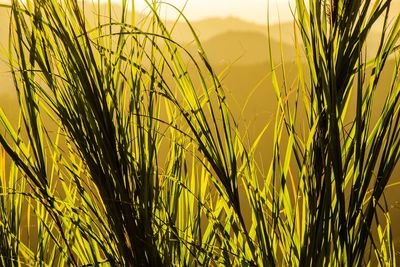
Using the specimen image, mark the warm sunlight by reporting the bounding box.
[1,1,400,266]
[112,0,296,24]
[1,0,296,24]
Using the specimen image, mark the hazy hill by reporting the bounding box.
[198,31,298,65]
[265,22,298,45]
[0,7,10,65]
[169,16,267,43]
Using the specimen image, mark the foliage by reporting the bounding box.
[0,0,399,266]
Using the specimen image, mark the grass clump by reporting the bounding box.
[0,0,399,266]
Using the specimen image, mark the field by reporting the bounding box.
[1,0,400,266]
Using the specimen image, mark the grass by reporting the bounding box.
[0,0,399,266]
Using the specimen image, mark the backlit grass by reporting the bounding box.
[0,0,399,266]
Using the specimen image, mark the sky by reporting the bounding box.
[0,0,296,24]
[117,0,296,24]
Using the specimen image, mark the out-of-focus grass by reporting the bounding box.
[0,0,399,266]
